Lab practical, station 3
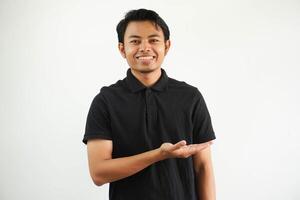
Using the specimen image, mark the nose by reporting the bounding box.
[139,40,151,52]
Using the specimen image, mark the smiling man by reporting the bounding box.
[82,9,216,200]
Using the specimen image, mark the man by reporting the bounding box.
[82,8,216,200]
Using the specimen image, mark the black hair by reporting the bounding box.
[116,8,170,43]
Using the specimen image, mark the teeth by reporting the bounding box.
[137,56,154,60]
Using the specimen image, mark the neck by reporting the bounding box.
[130,67,162,88]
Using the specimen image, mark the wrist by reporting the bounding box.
[155,147,168,161]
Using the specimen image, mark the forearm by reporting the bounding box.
[94,148,165,185]
[196,165,216,200]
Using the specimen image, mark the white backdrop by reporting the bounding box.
[1,0,299,199]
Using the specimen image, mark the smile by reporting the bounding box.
[136,56,156,60]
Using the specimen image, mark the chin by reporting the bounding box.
[133,65,160,74]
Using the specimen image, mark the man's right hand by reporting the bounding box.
[159,140,212,159]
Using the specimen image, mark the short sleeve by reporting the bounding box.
[82,91,112,145]
[192,89,216,143]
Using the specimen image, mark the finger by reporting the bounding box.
[188,142,208,148]
[179,144,196,154]
[188,144,199,151]
[169,140,186,151]
[193,143,208,150]
[182,146,198,158]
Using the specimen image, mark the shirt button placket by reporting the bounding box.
[145,88,151,120]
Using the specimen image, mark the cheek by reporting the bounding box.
[157,45,166,53]
[156,47,166,58]
[125,46,137,54]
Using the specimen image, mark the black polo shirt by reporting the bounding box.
[82,68,216,200]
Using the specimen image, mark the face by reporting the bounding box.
[118,20,171,73]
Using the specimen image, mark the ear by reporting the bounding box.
[118,42,126,58]
[164,40,171,56]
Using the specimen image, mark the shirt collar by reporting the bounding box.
[126,68,169,93]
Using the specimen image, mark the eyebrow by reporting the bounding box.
[128,34,161,39]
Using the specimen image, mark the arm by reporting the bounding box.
[87,139,164,186]
[86,139,211,186]
[192,143,216,200]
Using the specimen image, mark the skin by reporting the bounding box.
[87,139,212,185]
[87,20,216,200]
[118,20,216,199]
[118,20,171,87]
[160,140,213,159]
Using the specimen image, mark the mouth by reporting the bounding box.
[136,55,156,60]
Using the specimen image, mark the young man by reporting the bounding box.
[82,9,216,200]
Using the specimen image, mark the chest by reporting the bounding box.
[108,91,195,156]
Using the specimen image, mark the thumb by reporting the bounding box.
[169,140,186,151]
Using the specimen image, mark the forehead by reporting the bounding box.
[124,21,164,39]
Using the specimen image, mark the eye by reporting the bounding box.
[130,40,140,44]
[150,39,159,43]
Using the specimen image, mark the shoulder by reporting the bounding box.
[168,77,202,100]
[97,78,127,97]
[90,78,126,105]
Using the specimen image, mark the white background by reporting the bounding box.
[1,0,300,199]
